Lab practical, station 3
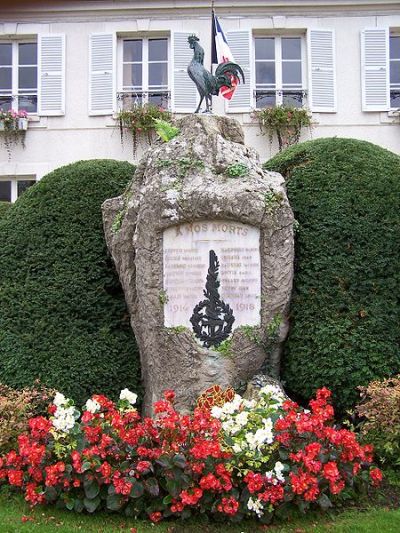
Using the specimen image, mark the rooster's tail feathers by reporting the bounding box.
[214,61,245,84]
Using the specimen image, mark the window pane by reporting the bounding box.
[148,93,169,107]
[0,44,12,66]
[390,36,400,60]
[282,91,303,107]
[123,64,142,88]
[255,91,276,108]
[19,66,37,89]
[282,62,302,85]
[0,181,11,202]
[255,38,275,60]
[282,38,301,60]
[390,62,400,84]
[0,67,12,90]
[149,39,168,61]
[123,40,142,62]
[121,93,143,109]
[148,63,168,87]
[17,179,35,197]
[256,62,275,85]
[19,43,37,65]
[0,95,12,110]
[18,94,37,113]
[390,90,400,108]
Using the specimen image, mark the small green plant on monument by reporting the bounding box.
[226,162,249,178]
[254,105,313,152]
[116,104,175,155]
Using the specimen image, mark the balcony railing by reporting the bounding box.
[117,90,171,110]
[254,89,308,109]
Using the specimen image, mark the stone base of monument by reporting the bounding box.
[102,115,294,414]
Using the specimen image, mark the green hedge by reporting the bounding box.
[0,160,140,406]
[264,138,400,412]
[0,201,11,219]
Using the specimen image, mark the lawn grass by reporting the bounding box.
[0,490,399,533]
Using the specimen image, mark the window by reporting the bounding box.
[0,177,36,203]
[255,36,305,108]
[390,35,400,108]
[118,37,169,108]
[0,41,38,113]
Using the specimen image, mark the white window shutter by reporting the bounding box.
[361,28,389,111]
[89,33,116,115]
[308,29,336,112]
[226,30,252,113]
[38,34,65,116]
[171,32,198,113]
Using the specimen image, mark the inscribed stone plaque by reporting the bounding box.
[163,220,261,330]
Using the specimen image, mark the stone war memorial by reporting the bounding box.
[103,114,294,413]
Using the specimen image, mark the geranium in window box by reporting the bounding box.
[253,105,313,152]
[116,103,176,156]
[0,109,28,159]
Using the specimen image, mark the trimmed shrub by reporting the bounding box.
[0,160,140,405]
[264,138,400,412]
[0,201,11,218]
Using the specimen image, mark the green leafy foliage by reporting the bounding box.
[226,163,249,178]
[0,160,140,405]
[264,138,400,412]
[153,118,180,142]
[0,201,11,218]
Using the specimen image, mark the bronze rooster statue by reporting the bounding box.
[187,35,245,113]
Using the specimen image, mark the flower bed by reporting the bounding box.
[0,385,381,524]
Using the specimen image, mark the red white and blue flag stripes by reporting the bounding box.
[211,11,238,100]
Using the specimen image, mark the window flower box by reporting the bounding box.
[0,109,29,160]
[18,117,28,130]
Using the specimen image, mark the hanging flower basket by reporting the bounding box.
[253,105,313,152]
[0,109,28,160]
[116,103,175,156]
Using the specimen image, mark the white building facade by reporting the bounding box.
[0,0,399,201]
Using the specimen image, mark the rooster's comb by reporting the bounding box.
[188,34,199,44]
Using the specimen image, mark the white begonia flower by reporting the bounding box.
[235,411,249,427]
[242,399,256,409]
[260,384,284,398]
[85,398,101,414]
[263,417,273,431]
[55,405,75,418]
[247,497,264,517]
[245,432,257,450]
[254,426,274,447]
[52,414,75,433]
[53,392,67,407]
[231,394,243,410]
[221,401,236,415]
[222,419,237,434]
[119,388,138,405]
[211,406,223,419]
[232,443,242,454]
[274,461,285,482]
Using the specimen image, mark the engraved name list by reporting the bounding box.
[163,220,261,330]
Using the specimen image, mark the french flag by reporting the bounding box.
[211,12,237,100]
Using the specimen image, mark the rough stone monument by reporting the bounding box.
[102,115,294,413]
